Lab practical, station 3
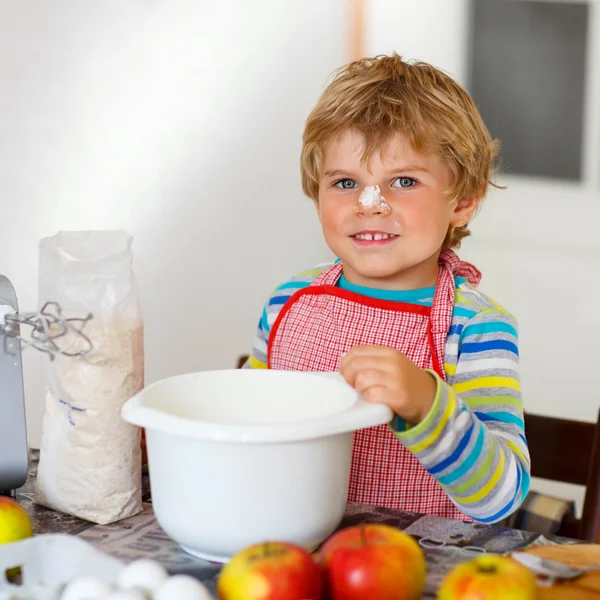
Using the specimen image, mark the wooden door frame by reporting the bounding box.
[350,0,365,60]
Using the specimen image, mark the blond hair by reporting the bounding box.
[300,53,500,248]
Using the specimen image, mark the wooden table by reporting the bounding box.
[15,451,592,598]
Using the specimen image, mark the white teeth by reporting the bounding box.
[355,233,396,241]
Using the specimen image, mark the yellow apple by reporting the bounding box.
[0,496,33,580]
[438,554,537,600]
[0,496,32,544]
[217,541,323,600]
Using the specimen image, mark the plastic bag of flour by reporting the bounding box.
[34,231,144,524]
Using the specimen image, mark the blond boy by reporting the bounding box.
[245,54,529,522]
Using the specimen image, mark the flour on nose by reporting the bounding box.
[358,185,386,207]
[356,185,391,214]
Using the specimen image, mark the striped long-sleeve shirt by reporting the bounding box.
[244,263,531,523]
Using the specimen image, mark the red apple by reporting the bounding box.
[319,524,426,600]
[437,554,537,600]
[217,541,323,600]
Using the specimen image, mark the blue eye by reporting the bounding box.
[335,179,358,189]
[393,177,417,188]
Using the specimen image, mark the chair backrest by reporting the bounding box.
[524,408,600,542]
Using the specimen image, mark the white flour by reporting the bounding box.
[358,184,387,207]
[35,322,144,524]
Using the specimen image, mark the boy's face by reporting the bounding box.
[316,130,477,290]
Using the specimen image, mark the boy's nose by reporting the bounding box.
[354,201,392,217]
[353,184,392,217]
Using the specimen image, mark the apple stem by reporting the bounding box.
[360,524,367,547]
[479,565,497,574]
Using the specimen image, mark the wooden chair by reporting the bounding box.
[524,408,600,542]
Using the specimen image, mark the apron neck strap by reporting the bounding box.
[439,249,481,287]
[315,262,344,286]
[429,250,482,378]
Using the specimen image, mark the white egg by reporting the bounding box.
[106,589,149,600]
[116,560,168,593]
[61,576,112,600]
[153,575,213,600]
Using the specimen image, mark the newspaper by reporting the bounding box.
[72,502,568,599]
[19,454,572,600]
[76,504,222,593]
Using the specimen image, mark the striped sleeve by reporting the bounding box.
[243,266,328,369]
[393,308,531,523]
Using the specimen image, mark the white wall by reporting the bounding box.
[3,0,596,513]
[368,0,600,512]
[0,0,343,447]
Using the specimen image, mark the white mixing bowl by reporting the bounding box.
[121,369,392,563]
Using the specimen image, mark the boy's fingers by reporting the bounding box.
[340,346,404,364]
[361,385,389,405]
[340,345,398,369]
[341,364,389,391]
[339,354,396,378]
[352,372,391,406]
[354,369,388,393]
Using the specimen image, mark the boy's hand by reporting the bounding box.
[339,345,437,425]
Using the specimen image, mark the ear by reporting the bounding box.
[450,196,479,228]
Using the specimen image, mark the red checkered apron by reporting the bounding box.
[268,250,481,519]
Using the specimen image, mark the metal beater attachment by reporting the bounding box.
[0,301,93,359]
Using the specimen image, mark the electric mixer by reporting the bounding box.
[0,275,92,496]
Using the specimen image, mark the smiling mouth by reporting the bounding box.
[352,232,398,241]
